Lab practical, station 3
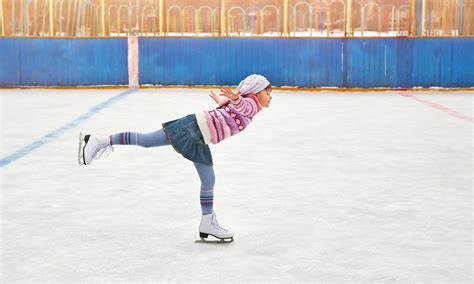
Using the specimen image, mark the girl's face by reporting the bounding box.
[256,88,272,108]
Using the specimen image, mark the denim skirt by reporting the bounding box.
[162,114,213,166]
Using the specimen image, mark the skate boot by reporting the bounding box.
[78,132,114,166]
[199,212,234,242]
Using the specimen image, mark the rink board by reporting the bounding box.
[1,37,473,88]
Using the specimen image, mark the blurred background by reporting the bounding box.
[1,0,473,37]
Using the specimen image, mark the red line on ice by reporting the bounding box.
[398,92,473,123]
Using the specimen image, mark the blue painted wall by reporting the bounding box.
[0,37,128,86]
[0,37,473,88]
[141,37,474,88]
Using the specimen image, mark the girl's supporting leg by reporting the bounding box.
[110,129,169,148]
[194,162,215,215]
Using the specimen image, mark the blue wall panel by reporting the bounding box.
[1,37,473,88]
[0,38,21,85]
[348,38,397,88]
[450,37,474,88]
[140,37,472,88]
[0,37,128,86]
[140,38,346,87]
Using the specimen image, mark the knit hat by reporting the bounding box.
[236,74,270,95]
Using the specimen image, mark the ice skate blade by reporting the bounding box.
[195,237,234,244]
[78,132,84,166]
[196,232,234,243]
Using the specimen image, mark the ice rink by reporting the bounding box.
[1,88,472,282]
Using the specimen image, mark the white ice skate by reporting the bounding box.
[199,212,234,242]
[78,132,114,166]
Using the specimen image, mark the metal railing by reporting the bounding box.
[1,0,472,37]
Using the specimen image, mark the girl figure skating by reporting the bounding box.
[78,74,272,242]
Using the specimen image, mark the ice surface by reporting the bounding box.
[1,88,472,282]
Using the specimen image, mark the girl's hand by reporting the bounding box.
[208,91,222,105]
[220,87,241,101]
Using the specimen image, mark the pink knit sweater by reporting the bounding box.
[205,95,262,144]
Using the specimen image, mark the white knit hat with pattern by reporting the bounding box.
[236,74,270,95]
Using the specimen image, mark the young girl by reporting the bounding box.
[78,74,272,242]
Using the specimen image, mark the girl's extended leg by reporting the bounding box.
[110,129,170,148]
[79,129,170,165]
[193,162,215,215]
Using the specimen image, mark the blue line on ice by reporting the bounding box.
[0,89,137,168]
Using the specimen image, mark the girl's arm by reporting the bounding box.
[220,87,260,117]
[209,91,230,106]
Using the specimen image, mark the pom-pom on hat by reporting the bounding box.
[236,74,270,96]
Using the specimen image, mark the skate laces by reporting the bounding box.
[211,214,228,232]
[93,143,114,160]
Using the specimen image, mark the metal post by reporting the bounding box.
[283,0,289,36]
[20,0,24,35]
[0,0,4,35]
[158,0,163,35]
[12,0,16,35]
[421,0,426,35]
[49,0,55,36]
[457,0,463,35]
[410,0,417,36]
[26,0,31,35]
[65,0,72,36]
[220,0,225,36]
[100,0,105,36]
[136,0,139,34]
[59,0,63,36]
[346,0,352,36]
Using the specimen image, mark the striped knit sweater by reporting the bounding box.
[204,95,262,144]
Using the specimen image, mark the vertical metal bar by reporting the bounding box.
[105,0,110,36]
[283,0,289,36]
[100,0,105,36]
[180,9,183,36]
[96,5,99,36]
[378,6,382,35]
[141,6,144,35]
[346,0,352,37]
[136,0,139,35]
[66,0,72,36]
[42,0,48,35]
[34,0,39,35]
[391,5,395,33]
[0,0,4,35]
[59,0,64,36]
[292,8,295,37]
[410,0,417,35]
[49,0,55,36]
[458,0,463,35]
[220,0,225,36]
[159,0,164,35]
[71,0,78,36]
[12,0,16,35]
[128,1,132,36]
[195,9,198,36]
[421,0,426,35]
[277,10,280,36]
[20,0,24,35]
[26,0,31,35]
[326,9,330,37]
[75,0,82,36]
[20,0,27,35]
[117,7,121,35]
